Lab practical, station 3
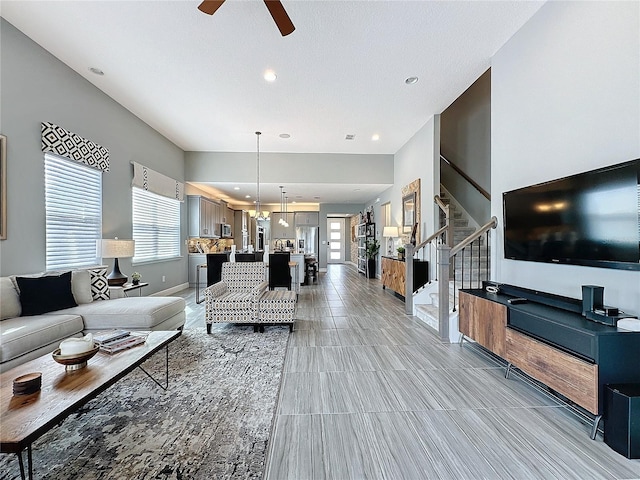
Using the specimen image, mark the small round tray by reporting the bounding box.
[52,345,100,371]
[13,372,42,396]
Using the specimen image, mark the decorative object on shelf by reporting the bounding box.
[397,246,405,260]
[131,272,142,285]
[97,237,135,286]
[382,226,399,256]
[365,238,380,279]
[13,372,42,396]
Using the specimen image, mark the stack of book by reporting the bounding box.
[94,330,147,354]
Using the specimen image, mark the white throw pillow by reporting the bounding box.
[0,277,21,319]
[71,270,93,305]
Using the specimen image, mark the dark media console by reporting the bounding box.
[459,282,640,439]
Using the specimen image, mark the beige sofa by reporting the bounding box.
[0,267,185,372]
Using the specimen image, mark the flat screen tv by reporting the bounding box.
[503,159,640,271]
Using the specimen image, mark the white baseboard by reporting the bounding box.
[151,282,189,297]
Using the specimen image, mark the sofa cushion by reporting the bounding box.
[71,269,94,305]
[16,271,78,316]
[60,296,185,330]
[0,313,84,364]
[0,277,21,320]
[88,267,110,300]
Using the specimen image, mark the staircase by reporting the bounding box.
[413,190,493,342]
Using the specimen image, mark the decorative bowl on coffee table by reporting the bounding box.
[52,345,100,371]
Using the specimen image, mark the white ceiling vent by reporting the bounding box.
[345,134,356,140]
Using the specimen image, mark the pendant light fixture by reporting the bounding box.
[278,186,285,225]
[282,190,289,227]
[254,131,266,221]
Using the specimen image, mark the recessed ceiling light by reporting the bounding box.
[279,133,291,139]
[371,134,380,141]
[233,187,240,190]
[295,195,302,199]
[313,196,320,199]
[245,195,251,198]
[353,188,361,192]
[89,67,104,76]
[405,76,419,85]
[264,70,277,82]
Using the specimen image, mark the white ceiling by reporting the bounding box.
[1,0,545,205]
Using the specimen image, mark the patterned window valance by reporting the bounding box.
[41,122,109,172]
[132,162,184,202]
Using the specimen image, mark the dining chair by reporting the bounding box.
[268,253,291,290]
[234,253,255,262]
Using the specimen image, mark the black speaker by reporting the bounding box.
[604,384,640,459]
[581,285,604,316]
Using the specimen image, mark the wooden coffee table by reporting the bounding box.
[1,330,181,480]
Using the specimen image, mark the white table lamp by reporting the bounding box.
[382,226,399,256]
[97,238,135,286]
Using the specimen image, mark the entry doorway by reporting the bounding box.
[327,218,345,264]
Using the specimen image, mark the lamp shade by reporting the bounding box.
[383,226,399,238]
[97,239,135,259]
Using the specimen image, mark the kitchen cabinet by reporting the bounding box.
[188,254,207,287]
[270,212,295,239]
[295,212,319,226]
[188,196,219,238]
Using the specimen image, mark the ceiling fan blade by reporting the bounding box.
[198,0,226,16]
[263,0,295,37]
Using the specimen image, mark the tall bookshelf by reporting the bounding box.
[357,222,375,274]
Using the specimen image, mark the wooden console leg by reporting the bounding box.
[254,325,259,333]
[206,323,212,334]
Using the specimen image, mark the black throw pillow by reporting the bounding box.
[16,271,78,316]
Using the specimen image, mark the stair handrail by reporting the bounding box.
[414,224,448,253]
[450,216,498,257]
[440,154,491,201]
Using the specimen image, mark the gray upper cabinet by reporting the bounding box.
[188,195,220,238]
[295,212,319,226]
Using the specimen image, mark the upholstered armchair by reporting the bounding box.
[204,262,268,333]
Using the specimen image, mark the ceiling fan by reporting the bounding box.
[198,0,295,37]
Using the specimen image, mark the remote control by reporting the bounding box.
[508,297,528,305]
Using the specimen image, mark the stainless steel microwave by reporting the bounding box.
[220,224,232,238]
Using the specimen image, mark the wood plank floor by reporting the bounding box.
[177,265,640,480]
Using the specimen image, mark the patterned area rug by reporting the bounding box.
[1,326,290,479]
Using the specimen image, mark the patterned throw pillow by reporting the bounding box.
[89,268,110,301]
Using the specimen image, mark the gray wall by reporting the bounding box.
[0,20,188,293]
[186,151,394,185]
[440,69,491,224]
[491,1,640,315]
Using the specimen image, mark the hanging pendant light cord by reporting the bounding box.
[255,131,262,219]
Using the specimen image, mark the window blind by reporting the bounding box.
[45,153,102,270]
[132,187,181,263]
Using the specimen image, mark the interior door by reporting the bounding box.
[327,218,345,264]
